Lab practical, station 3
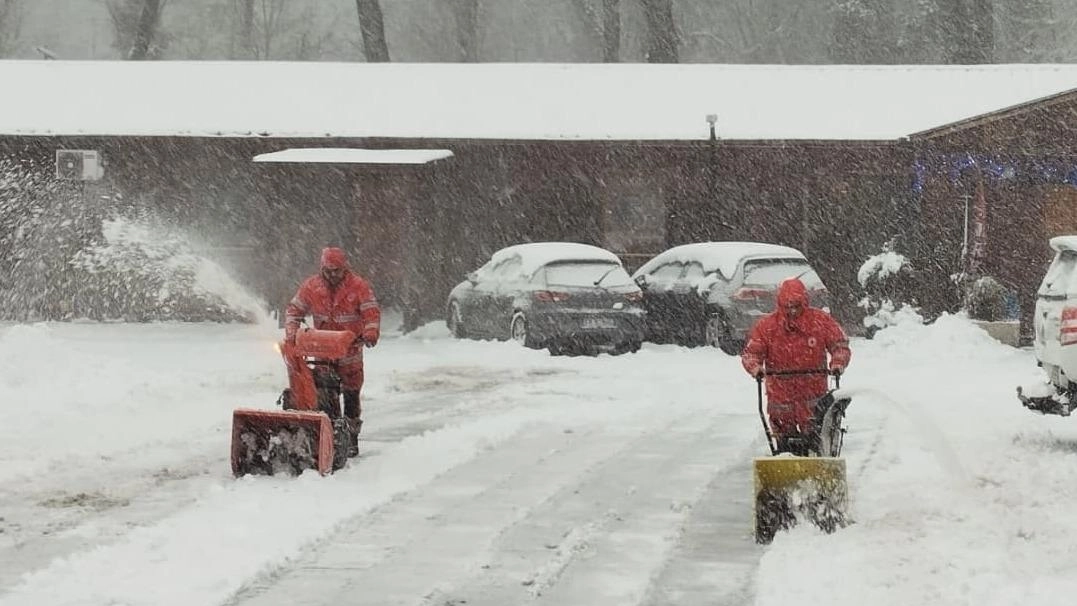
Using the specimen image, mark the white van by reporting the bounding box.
[1020,235,1077,416]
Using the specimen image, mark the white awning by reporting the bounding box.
[252,148,453,164]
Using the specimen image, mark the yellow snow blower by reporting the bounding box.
[753,369,851,544]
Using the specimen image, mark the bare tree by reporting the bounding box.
[940,0,994,63]
[451,0,480,61]
[233,0,255,59]
[603,0,621,62]
[355,0,389,62]
[0,0,22,58]
[107,0,167,60]
[639,0,677,62]
[996,0,1055,61]
[830,0,898,63]
[128,0,162,59]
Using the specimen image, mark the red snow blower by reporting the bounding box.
[231,328,359,477]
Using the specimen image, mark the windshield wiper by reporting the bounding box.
[593,266,619,287]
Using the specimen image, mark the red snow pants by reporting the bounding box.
[767,399,816,438]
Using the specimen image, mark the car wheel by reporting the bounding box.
[448,301,467,339]
[511,312,538,349]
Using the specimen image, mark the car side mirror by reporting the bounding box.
[466,272,478,284]
[634,275,648,287]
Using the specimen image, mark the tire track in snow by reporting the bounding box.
[225,408,745,606]
[426,413,757,606]
[639,436,767,606]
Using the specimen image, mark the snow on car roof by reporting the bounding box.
[490,242,621,275]
[633,242,805,280]
[1049,235,1077,253]
[4,62,1077,140]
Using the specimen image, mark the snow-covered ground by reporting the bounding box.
[1,314,1075,606]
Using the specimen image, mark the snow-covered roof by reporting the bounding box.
[490,242,621,275]
[3,61,1077,140]
[1049,235,1077,253]
[633,242,805,280]
[252,148,453,164]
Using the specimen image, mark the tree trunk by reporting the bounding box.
[238,0,254,59]
[452,0,479,62]
[355,0,390,62]
[128,0,161,60]
[602,0,620,62]
[640,0,677,63]
[943,0,994,64]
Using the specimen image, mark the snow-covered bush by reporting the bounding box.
[961,275,1011,322]
[0,158,258,322]
[857,240,923,337]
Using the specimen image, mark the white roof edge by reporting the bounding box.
[4,62,1077,140]
[1049,235,1077,252]
[252,148,454,164]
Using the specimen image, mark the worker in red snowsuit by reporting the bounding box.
[741,277,851,451]
[285,247,380,456]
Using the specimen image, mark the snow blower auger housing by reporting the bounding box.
[752,369,852,544]
[231,328,358,477]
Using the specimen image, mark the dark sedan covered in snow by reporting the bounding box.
[446,242,646,355]
[632,242,830,354]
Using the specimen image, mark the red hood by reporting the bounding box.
[776,277,809,310]
[320,247,348,270]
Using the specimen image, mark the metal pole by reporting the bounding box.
[757,376,777,455]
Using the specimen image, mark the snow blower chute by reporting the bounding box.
[231,328,358,477]
[753,369,851,544]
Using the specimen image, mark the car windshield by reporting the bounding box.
[1040,250,1077,296]
[542,261,633,288]
[742,259,824,289]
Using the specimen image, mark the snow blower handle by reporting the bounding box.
[761,368,840,389]
[755,375,778,455]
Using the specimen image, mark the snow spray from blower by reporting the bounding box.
[79,217,276,327]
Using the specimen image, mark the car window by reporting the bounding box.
[682,262,707,282]
[741,259,824,289]
[541,262,634,288]
[1039,250,1077,297]
[473,258,502,281]
[647,262,685,286]
[490,256,524,282]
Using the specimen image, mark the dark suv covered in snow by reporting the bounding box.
[632,242,830,354]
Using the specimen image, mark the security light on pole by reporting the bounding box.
[706,114,718,141]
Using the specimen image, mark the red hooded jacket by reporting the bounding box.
[285,248,380,346]
[741,278,851,404]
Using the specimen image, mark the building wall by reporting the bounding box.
[913,95,1077,337]
[0,134,912,330]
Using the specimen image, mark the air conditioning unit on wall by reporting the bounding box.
[55,149,104,181]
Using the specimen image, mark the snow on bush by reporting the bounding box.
[961,275,1010,322]
[857,240,923,336]
[0,157,264,323]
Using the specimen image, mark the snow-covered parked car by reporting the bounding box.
[446,242,646,355]
[631,242,830,354]
[1019,235,1077,416]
